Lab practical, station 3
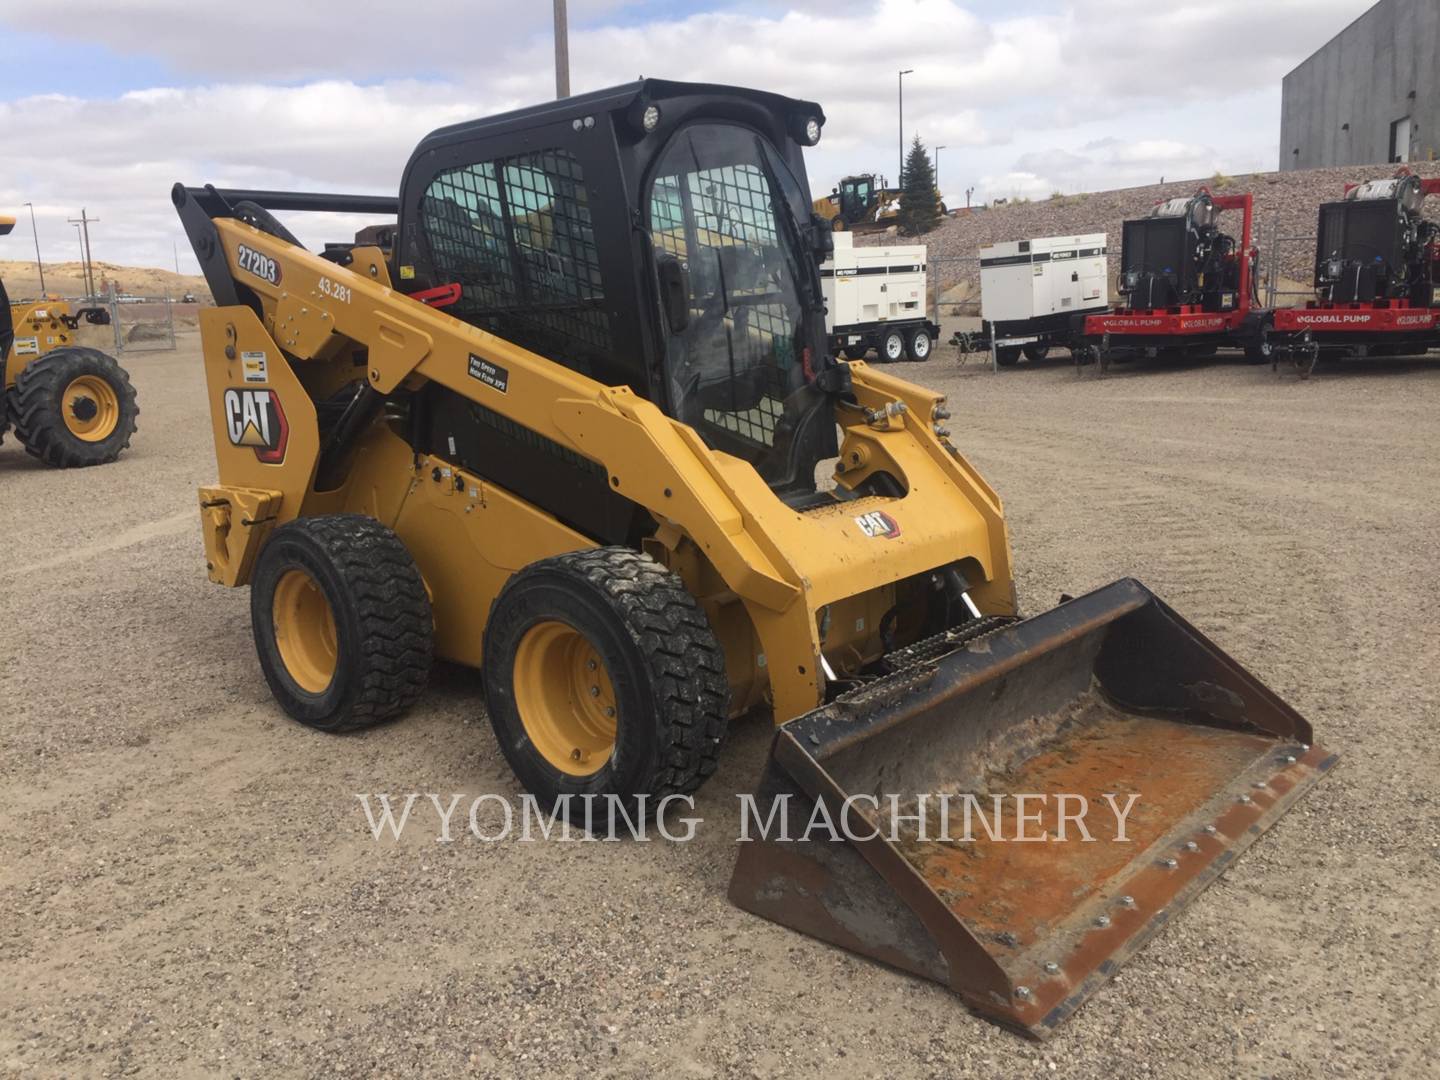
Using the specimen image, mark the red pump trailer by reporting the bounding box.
[1267,170,1440,376]
[1076,189,1265,371]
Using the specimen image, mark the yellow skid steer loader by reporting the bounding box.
[174,80,1332,1037]
[1,215,139,467]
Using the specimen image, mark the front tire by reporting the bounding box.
[250,515,433,732]
[483,548,729,815]
[1021,343,1050,364]
[907,327,932,362]
[996,345,1022,367]
[11,347,138,467]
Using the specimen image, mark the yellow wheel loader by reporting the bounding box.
[0,216,138,467]
[174,80,1333,1037]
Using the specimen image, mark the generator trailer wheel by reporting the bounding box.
[881,328,906,363]
[907,327,932,361]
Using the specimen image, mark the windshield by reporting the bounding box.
[647,122,832,494]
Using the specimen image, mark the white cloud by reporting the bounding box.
[0,0,1378,270]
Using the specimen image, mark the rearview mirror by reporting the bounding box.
[657,253,690,333]
[810,214,834,261]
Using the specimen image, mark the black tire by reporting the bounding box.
[843,343,870,360]
[483,548,729,814]
[880,328,906,363]
[1244,341,1272,364]
[250,515,433,732]
[11,347,138,468]
[1021,343,1050,364]
[996,345,1022,367]
[906,326,933,362]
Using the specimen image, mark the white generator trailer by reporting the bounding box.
[977,233,1109,365]
[821,232,939,362]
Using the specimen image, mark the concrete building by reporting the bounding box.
[1280,0,1439,171]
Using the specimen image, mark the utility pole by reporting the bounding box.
[23,202,45,294]
[554,0,570,99]
[897,69,914,187]
[174,240,180,274]
[934,145,947,198]
[68,209,99,300]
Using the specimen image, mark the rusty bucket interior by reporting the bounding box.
[729,578,1335,1038]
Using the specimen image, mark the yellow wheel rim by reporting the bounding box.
[513,620,618,776]
[62,374,120,442]
[272,568,338,694]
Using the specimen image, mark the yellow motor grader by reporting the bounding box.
[1,216,138,467]
[174,80,1332,1037]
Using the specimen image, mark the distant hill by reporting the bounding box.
[863,162,1440,313]
[1,260,211,304]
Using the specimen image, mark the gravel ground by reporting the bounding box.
[1,335,1438,1077]
[867,162,1440,311]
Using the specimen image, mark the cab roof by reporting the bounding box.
[412,78,825,155]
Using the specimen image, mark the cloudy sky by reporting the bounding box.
[0,0,1373,271]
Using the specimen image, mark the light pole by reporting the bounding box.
[934,145,947,200]
[554,0,570,99]
[898,69,913,187]
[23,202,45,294]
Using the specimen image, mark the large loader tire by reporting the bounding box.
[483,548,729,818]
[250,515,433,732]
[11,347,138,468]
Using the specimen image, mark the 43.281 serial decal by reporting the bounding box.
[236,243,281,285]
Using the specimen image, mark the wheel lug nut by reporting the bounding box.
[587,659,597,670]
[590,685,600,697]
[605,707,616,718]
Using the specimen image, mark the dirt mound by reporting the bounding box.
[0,260,210,304]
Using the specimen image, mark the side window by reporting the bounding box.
[420,148,611,373]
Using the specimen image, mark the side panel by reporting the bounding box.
[392,456,595,667]
[199,307,322,508]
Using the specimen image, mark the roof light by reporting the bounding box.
[642,104,661,132]
[804,116,822,145]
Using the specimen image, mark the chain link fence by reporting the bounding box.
[103,287,180,354]
[1262,228,1318,310]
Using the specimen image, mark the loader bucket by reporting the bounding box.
[728,578,1334,1038]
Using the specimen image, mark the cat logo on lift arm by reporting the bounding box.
[854,510,901,539]
[223,388,289,464]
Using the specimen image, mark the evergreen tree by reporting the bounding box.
[897,135,941,236]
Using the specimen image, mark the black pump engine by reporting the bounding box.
[1118,192,1246,312]
[1314,173,1440,305]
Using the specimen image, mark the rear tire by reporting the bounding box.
[996,345,1022,367]
[250,515,433,732]
[483,548,729,817]
[881,329,906,363]
[907,327,932,362]
[1021,343,1050,364]
[11,347,138,467]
